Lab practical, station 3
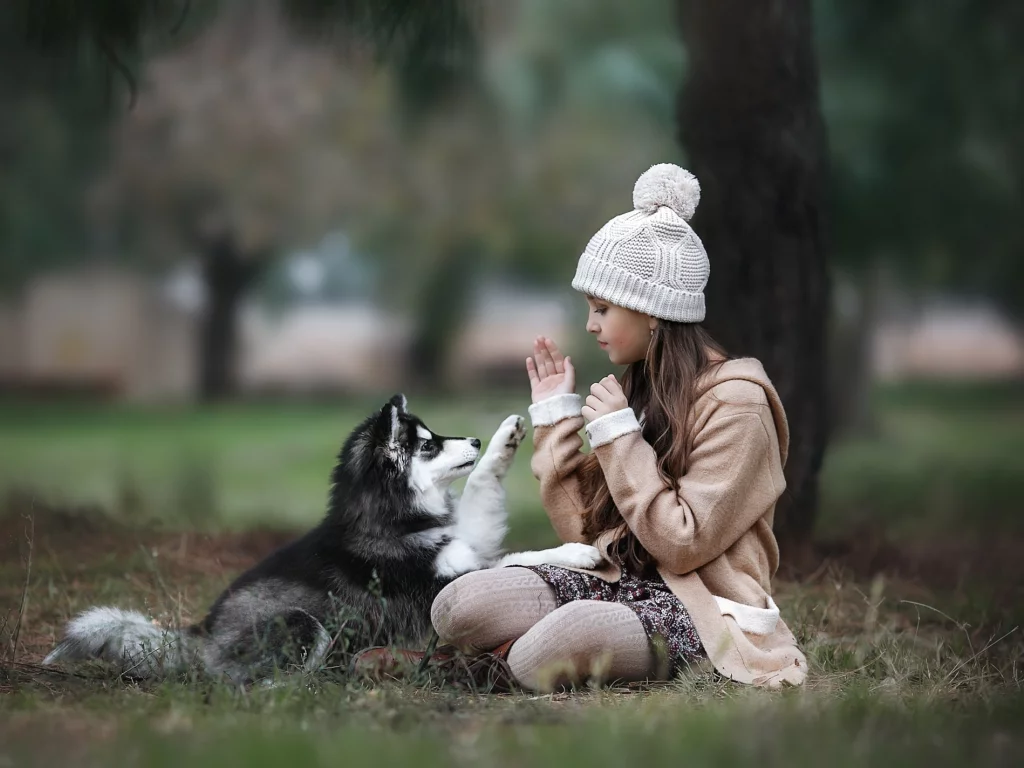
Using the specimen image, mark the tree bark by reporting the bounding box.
[407,240,478,392]
[197,234,264,401]
[829,266,881,439]
[676,0,830,545]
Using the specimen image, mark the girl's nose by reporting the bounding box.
[586,319,599,333]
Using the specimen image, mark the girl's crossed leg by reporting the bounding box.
[431,567,656,691]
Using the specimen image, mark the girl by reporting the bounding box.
[427,164,805,690]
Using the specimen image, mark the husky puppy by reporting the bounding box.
[43,395,601,684]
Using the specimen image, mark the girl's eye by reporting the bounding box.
[595,307,607,316]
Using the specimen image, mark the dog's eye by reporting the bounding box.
[419,439,436,452]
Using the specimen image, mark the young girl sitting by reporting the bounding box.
[428,163,807,691]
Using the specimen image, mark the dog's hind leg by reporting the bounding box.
[451,414,525,564]
[213,609,332,685]
[297,612,333,674]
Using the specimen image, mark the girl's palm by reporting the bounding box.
[526,337,576,404]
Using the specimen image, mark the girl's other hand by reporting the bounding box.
[582,375,628,423]
[526,336,576,404]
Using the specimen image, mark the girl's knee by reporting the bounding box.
[430,574,469,643]
[432,567,555,650]
[544,601,621,645]
[507,601,649,691]
[430,570,494,646]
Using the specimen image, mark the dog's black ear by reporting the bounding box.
[376,401,402,446]
[388,405,402,445]
[388,394,408,414]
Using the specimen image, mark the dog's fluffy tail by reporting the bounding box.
[43,606,195,678]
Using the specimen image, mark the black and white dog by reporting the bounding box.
[43,395,601,684]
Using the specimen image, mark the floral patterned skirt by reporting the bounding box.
[524,562,705,675]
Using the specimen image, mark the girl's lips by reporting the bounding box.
[598,341,609,348]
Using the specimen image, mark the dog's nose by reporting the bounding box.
[470,438,481,449]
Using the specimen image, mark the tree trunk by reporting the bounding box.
[197,235,263,401]
[676,0,830,546]
[829,265,882,439]
[407,241,478,392]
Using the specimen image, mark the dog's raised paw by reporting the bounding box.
[474,415,526,479]
[491,415,525,452]
[504,415,526,449]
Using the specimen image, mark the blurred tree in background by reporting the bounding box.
[822,0,1022,317]
[0,8,117,293]
[361,0,684,389]
[6,0,476,400]
[4,0,1021,542]
[821,0,1024,436]
[92,3,393,399]
[676,0,829,544]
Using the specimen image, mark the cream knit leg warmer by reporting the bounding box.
[431,569,658,691]
[506,600,656,692]
[431,567,558,653]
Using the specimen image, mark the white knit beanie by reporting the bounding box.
[571,163,709,323]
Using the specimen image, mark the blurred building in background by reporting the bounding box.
[0,263,1019,403]
[874,301,1024,382]
[0,268,194,401]
[0,266,577,401]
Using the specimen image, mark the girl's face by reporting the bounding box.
[585,296,657,366]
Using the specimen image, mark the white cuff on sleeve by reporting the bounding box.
[528,394,583,427]
[585,407,642,448]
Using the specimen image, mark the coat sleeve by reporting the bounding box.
[588,402,784,574]
[528,394,590,544]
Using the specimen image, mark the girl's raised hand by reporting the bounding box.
[526,336,576,404]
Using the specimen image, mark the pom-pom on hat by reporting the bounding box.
[572,163,709,323]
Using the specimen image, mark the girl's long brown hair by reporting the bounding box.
[579,322,729,575]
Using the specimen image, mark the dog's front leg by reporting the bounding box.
[498,542,604,569]
[452,414,525,564]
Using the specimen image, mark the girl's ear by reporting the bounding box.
[648,318,659,332]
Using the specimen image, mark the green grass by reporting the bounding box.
[0,394,552,548]
[2,381,1023,765]
[2,381,1022,546]
[4,560,1023,767]
[818,380,1024,538]
[3,687,1022,767]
